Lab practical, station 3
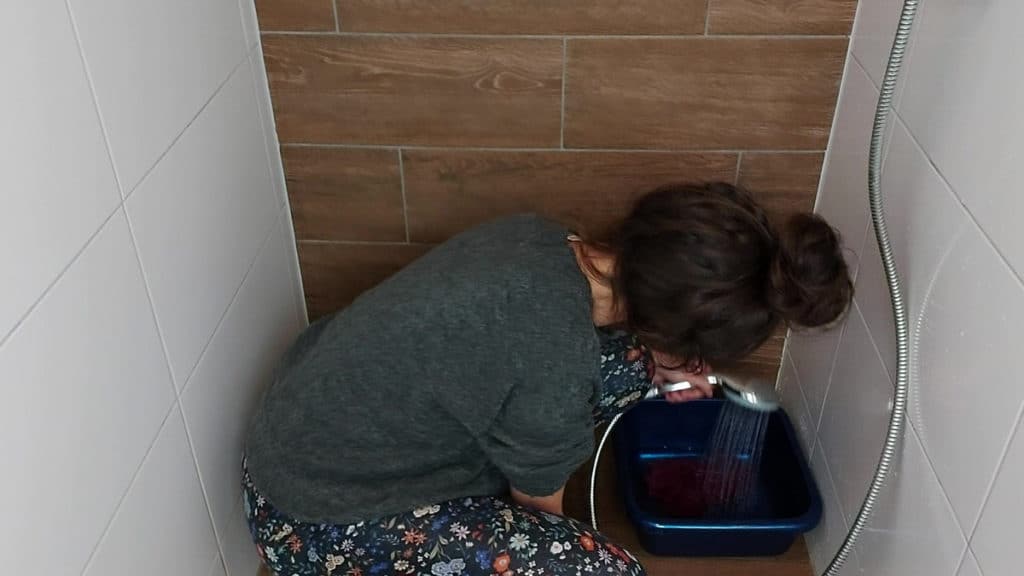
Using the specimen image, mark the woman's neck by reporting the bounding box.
[570,241,623,327]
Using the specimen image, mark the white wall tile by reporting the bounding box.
[898,0,1024,278]
[777,351,815,456]
[85,408,219,576]
[853,239,894,378]
[67,0,246,190]
[815,58,882,280]
[788,325,844,430]
[971,414,1024,576]
[856,424,966,576]
[210,554,229,576]
[181,212,303,535]
[249,47,288,208]
[818,304,894,520]
[958,550,982,576]
[127,62,279,387]
[223,498,262,576]
[913,223,1024,532]
[0,212,175,574]
[282,198,309,327]
[855,119,968,379]
[850,0,903,87]
[806,444,861,576]
[238,0,260,49]
[0,0,120,340]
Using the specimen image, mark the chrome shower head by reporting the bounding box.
[658,374,781,412]
[712,375,780,413]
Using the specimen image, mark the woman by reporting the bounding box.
[244,182,852,576]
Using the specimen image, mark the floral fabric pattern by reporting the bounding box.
[246,332,653,575]
[593,330,655,426]
[244,462,645,576]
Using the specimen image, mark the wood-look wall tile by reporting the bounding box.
[256,0,335,32]
[565,38,847,150]
[402,150,738,243]
[338,0,706,35]
[283,147,406,242]
[708,0,856,35]
[263,35,563,146]
[722,326,788,382]
[738,152,824,222]
[298,242,433,318]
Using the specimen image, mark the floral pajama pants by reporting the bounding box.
[244,463,644,576]
[246,331,652,576]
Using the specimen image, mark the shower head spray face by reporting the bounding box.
[713,375,780,413]
[659,375,781,412]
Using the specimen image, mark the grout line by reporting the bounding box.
[121,203,284,570]
[332,0,340,32]
[221,495,251,576]
[966,401,1024,543]
[62,0,126,200]
[177,209,284,398]
[819,434,853,531]
[125,56,252,202]
[122,205,180,391]
[397,149,410,242]
[560,38,567,149]
[209,547,229,576]
[904,417,973,548]
[80,400,180,575]
[2,1,140,349]
[123,195,230,562]
[892,112,1024,292]
[704,0,712,35]
[178,395,229,570]
[164,212,286,571]
[280,142,825,155]
[733,151,743,184]
[258,30,848,40]
[953,547,970,576]
[0,202,120,349]
[810,309,851,437]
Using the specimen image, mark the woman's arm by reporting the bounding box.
[511,485,566,516]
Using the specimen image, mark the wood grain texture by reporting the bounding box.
[565,38,847,150]
[709,0,857,35]
[738,152,824,223]
[720,325,788,382]
[255,0,335,31]
[298,242,434,318]
[402,150,738,243]
[263,35,563,146]
[339,0,707,34]
[283,147,406,242]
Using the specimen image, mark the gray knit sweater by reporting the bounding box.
[245,215,601,524]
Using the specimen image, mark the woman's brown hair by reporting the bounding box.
[592,182,852,370]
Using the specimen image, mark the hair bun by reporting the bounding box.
[768,213,853,328]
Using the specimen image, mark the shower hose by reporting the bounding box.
[588,1,919,573]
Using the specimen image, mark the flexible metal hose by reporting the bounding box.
[589,2,920,573]
[822,0,918,573]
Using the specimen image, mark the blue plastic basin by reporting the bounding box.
[613,398,822,557]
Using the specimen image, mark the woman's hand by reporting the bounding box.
[651,352,713,403]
